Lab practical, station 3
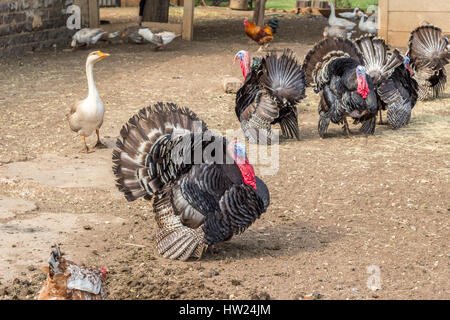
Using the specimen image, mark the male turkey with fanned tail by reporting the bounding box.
[407,25,449,101]
[234,49,306,144]
[354,35,416,129]
[302,38,378,138]
[112,103,270,261]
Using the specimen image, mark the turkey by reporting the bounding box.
[354,35,411,128]
[112,103,270,261]
[302,38,378,138]
[234,49,306,144]
[407,25,449,100]
[377,55,419,128]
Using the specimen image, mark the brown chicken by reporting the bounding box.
[244,18,279,51]
[38,245,107,300]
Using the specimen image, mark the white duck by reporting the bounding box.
[323,25,353,39]
[138,28,180,50]
[338,7,360,20]
[68,51,110,153]
[71,28,120,50]
[357,12,378,34]
[328,1,356,31]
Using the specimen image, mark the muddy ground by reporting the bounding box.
[0,7,449,300]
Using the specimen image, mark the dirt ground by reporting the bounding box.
[0,7,449,300]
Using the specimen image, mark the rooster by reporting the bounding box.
[112,103,270,261]
[407,25,449,100]
[38,245,107,300]
[244,18,279,51]
[302,38,378,138]
[354,35,413,129]
[234,49,306,144]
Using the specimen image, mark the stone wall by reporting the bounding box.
[0,0,75,57]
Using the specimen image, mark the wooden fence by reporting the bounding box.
[379,0,450,48]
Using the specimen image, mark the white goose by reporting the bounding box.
[71,28,120,50]
[68,51,110,153]
[357,12,378,35]
[338,7,360,20]
[328,1,356,31]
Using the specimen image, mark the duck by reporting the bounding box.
[357,12,378,34]
[138,28,180,50]
[121,26,180,50]
[68,51,110,153]
[328,1,356,31]
[338,7,360,20]
[71,28,120,50]
[323,25,354,39]
[121,26,146,44]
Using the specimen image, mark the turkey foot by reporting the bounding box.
[378,109,385,125]
[343,118,352,138]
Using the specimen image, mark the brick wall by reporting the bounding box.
[0,0,75,57]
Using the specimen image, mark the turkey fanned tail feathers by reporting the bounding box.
[355,35,404,85]
[407,25,449,100]
[236,49,306,143]
[113,103,269,261]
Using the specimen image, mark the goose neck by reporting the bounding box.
[86,60,98,99]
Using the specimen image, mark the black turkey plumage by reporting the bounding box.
[354,35,414,129]
[302,38,378,138]
[112,103,270,261]
[234,49,306,144]
[407,25,449,100]
[377,56,419,128]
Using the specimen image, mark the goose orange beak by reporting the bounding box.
[98,51,110,59]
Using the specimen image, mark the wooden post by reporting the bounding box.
[253,0,266,27]
[143,0,170,22]
[88,0,99,28]
[379,0,388,43]
[182,0,194,40]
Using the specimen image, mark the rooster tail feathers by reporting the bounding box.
[48,245,63,277]
[302,38,364,85]
[408,25,449,70]
[260,49,306,104]
[268,18,279,34]
[112,103,207,202]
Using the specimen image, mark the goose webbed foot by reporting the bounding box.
[94,129,107,149]
[80,135,95,153]
[80,146,95,153]
[94,141,107,149]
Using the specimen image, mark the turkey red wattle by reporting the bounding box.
[356,68,370,99]
[234,50,251,82]
[236,158,257,190]
[227,140,257,190]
